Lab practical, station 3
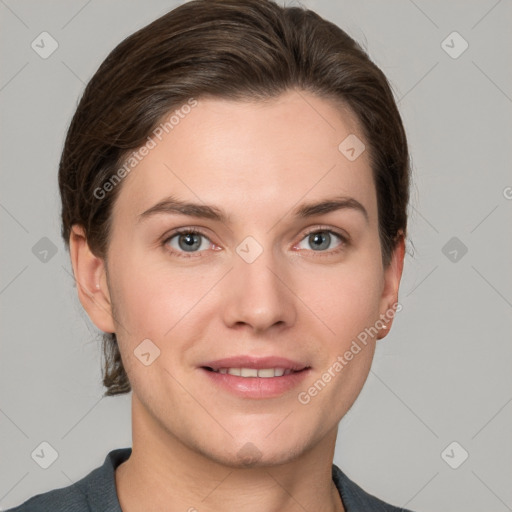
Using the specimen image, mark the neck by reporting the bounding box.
[115,395,345,512]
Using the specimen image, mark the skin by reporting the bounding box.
[70,89,405,512]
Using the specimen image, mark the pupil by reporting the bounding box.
[310,232,330,251]
[179,233,200,251]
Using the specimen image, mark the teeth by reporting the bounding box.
[215,367,291,378]
[257,368,275,378]
[240,368,258,377]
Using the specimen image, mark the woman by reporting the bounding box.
[8,0,412,510]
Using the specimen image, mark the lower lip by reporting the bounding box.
[200,368,311,399]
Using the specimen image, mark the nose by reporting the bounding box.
[221,244,297,334]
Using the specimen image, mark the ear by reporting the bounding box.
[377,232,406,340]
[69,224,116,333]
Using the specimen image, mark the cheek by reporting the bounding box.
[110,253,195,328]
[108,253,222,369]
[296,269,380,420]
[296,258,383,344]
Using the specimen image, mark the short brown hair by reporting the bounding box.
[59,0,411,396]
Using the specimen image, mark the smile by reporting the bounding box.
[205,367,297,377]
[200,361,310,398]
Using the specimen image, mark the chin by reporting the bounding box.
[198,435,311,469]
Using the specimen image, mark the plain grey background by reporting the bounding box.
[1,1,511,511]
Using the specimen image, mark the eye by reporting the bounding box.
[163,228,213,256]
[296,229,347,253]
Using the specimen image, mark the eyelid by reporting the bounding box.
[292,225,349,255]
[300,225,350,244]
[161,225,350,258]
[160,227,215,258]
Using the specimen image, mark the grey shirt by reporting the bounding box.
[6,448,413,511]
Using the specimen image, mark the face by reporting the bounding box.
[76,89,403,468]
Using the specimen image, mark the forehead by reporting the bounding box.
[112,90,377,227]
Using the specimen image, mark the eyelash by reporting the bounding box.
[161,226,349,259]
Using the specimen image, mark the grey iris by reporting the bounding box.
[179,233,202,252]
[309,231,331,251]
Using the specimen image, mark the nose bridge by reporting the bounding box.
[222,237,296,331]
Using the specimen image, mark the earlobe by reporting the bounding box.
[377,232,406,340]
[69,224,116,334]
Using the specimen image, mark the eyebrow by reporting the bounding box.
[138,196,227,224]
[137,195,369,224]
[294,196,368,223]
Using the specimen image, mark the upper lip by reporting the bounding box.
[201,356,309,372]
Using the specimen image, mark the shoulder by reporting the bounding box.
[5,448,131,512]
[5,484,89,512]
[332,464,415,512]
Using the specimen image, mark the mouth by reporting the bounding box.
[199,356,311,398]
[202,367,304,377]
